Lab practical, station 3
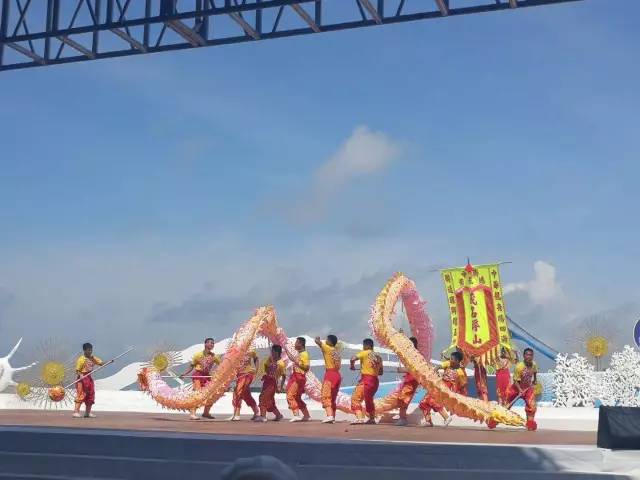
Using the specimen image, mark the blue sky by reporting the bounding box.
[0,0,638,367]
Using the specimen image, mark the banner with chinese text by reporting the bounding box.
[441,263,512,366]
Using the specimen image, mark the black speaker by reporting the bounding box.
[597,406,640,449]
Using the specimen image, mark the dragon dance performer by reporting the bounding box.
[506,347,538,431]
[180,337,221,420]
[471,356,489,402]
[390,336,421,427]
[496,347,518,406]
[286,337,311,423]
[418,351,466,427]
[314,334,341,424]
[350,338,383,425]
[255,344,286,423]
[73,342,104,418]
[229,349,259,421]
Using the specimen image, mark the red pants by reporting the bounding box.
[474,363,488,401]
[286,372,307,414]
[193,374,213,407]
[321,369,342,414]
[506,384,536,418]
[75,375,95,407]
[232,373,257,410]
[386,376,419,413]
[351,374,379,418]
[418,392,442,415]
[419,380,458,416]
[496,368,511,405]
[259,377,281,417]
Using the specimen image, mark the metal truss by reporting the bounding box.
[0,0,581,73]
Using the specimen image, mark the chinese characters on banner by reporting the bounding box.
[441,263,513,366]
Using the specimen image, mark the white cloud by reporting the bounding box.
[504,260,563,305]
[0,233,443,361]
[294,126,402,223]
[316,126,401,191]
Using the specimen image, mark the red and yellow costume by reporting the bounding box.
[419,360,467,416]
[506,361,538,430]
[232,350,258,412]
[75,354,103,408]
[495,357,512,405]
[259,356,286,417]
[351,350,382,419]
[191,350,221,408]
[319,341,341,415]
[386,372,420,415]
[286,350,310,416]
[473,360,489,402]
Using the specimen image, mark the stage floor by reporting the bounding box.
[0,410,595,446]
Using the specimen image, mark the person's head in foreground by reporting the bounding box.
[449,350,463,368]
[523,347,534,366]
[271,344,282,360]
[221,455,298,480]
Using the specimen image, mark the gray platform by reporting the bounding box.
[0,426,636,479]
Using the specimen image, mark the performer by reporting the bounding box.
[180,337,221,420]
[391,336,421,427]
[229,349,259,421]
[286,337,311,423]
[506,347,538,431]
[314,334,341,424]
[255,344,286,423]
[471,356,489,402]
[350,338,383,425]
[73,342,103,418]
[496,347,517,406]
[418,351,466,427]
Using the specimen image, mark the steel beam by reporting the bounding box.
[0,0,9,65]
[359,0,382,24]
[6,42,44,64]
[435,0,449,16]
[229,12,261,40]
[56,36,95,59]
[0,0,584,72]
[291,3,320,33]
[110,28,147,52]
[166,19,206,47]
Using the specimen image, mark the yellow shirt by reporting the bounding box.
[514,361,538,388]
[239,350,258,375]
[191,350,221,374]
[262,357,286,379]
[356,350,382,376]
[293,350,310,375]
[76,355,103,375]
[319,341,341,370]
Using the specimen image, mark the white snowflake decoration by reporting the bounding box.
[0,338,37,392]
[552,352,596,407]
[598,345,640,407]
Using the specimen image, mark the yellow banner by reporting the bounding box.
[441,263,512,366]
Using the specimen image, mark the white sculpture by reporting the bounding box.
[552,352,596,407]
[599,345,640,407]
[0,338,37,392]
